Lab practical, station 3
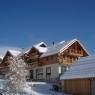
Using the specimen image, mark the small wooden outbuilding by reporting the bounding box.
[60,56,95,95]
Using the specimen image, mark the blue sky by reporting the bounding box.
[0,0,95,54]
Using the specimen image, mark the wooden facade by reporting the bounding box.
[0,50,21,76]
[1,51,13,65]
[25,41,88,67]
[63,79,91,95]
[58,41,88,66]
[39,54,58,66]
[63,78,95,95]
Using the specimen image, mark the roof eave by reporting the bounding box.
[59,39,90,55]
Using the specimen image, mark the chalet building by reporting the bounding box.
[0,49,21,77]
[25,39,89,81]
[60,56,95,95]
[1,49,21,65]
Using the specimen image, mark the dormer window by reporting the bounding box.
[40,44,46,47]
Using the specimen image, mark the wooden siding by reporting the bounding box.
[0,51,12,66]
[58,42,88,66]
[64,79,91,95]
[68,41,88,56]
[25,47,40,62]
[39,54,58,66]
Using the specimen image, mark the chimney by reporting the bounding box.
[52,41,54,46]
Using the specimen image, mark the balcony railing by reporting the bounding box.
[65,49,83,56]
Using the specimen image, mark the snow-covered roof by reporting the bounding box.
[8,49,21,56]
[24,42,48,54]
[33,42,48,53]
[0,46,22,59]
[40,41,67,57]
[60,55,95,80]
[41,39,89,58]
[60,39,89,54]
[24,48,31,54]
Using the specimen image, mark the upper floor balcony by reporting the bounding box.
[65,49,83,57]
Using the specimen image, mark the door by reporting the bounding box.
[30,70,33,80]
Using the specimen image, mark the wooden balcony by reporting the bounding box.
[65,49,83,57]
[27,61,38,64]
[62,57,78,65]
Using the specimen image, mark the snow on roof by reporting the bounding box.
[60,55,95,80]
[34,42,47,47]
[8,49,21,56]
[23,48,31,54]
[41,39,89,58]
[59,39,89,54]
[40,41,67,57]
[35,46,48,53]
[0,46,22,59]
[0,55,4,59]
[59,41,65,44]
[33,42,48,53]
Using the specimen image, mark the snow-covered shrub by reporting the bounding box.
[5,56,33,94]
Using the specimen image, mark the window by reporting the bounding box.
[40,44,46,47]
[46,67,51,80]
[46,57,49,61]
[46,67,51,74]
[61,66,69,74]
[36,68,43,80]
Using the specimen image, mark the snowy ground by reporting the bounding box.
[28,82,69,95]
[0,79,70,95]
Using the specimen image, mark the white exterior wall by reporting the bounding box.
[32,63,60,81]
